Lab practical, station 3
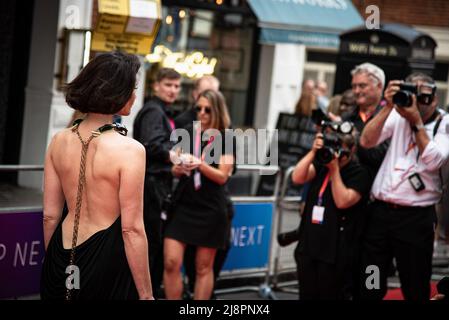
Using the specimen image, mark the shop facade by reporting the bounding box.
[248,0,364,129]
[3,0,365,189]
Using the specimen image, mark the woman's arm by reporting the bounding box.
[119,142,153,300]
[327,160,362,209]
[291,133,323,185]
[43,136,65,250]
[198,154,234,185]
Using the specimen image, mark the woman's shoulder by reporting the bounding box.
[49,128,73,147]
[101,132,145,153]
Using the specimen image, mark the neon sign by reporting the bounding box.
[145,45,218,78]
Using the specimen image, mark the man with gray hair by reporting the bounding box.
[340,63,390,299]
[359,72,449,300]
[343,62,389,179]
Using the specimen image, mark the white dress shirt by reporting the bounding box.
[371,108,449,206]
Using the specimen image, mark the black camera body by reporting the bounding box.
[311,107,330,126]
[393,82,436,108]
[316,133,342,165]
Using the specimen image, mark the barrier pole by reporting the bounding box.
[214,165,280,299]
[0,165,44,172]
[272,166,302,289]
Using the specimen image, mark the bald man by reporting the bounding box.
[174,75,220,129]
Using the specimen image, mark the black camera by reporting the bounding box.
[311,107,330,126]
[277,228,300,247]
[393,82,436,108]
[316,132,343,165]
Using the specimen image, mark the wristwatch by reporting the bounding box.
[411,123,425,132]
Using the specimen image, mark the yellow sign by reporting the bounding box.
[94,0,161,55]
[92,32,155,55]
[146,45,218,78]
[98,0,129,16]
[96,14,128,34]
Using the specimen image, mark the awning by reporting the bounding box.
[247,0,364,48]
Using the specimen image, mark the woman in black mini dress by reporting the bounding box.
[164,89,234,300]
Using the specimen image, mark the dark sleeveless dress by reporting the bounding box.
[164,129,235,249]
[40,216,138,300]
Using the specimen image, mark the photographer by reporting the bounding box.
[359,73,449,300]
[292,124,371,300]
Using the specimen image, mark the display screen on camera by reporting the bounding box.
[393,82,436,107]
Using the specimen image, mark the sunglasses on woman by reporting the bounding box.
[195,105,212,114]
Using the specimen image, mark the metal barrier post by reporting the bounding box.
[272,166,302,291]
[214,165,281,299]
[0,165,44,172]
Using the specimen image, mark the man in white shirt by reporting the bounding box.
[359,73,449,300]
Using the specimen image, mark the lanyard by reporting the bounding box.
[194,130,215,158]
[194,127,201,158]
[201,136,215,161]
[169,118,175,131]
[317,172,331,206]
[193,133,214,191]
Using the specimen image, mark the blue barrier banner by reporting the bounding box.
[0,211,45,299]
[222,202,273,271]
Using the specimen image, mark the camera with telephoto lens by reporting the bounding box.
[311,107,330,126]
[393,82,436,108]
[316,132,343,165]
[277,227,300,247]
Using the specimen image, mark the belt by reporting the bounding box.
[376,200,431,211]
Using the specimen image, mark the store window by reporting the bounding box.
[144,5,257,126]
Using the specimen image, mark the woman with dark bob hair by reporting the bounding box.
[41,52,153,300]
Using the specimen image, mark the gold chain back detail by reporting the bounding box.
[65,125,96,300]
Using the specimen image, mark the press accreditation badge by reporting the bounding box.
[194,171,201,190]
[311,206,325,224]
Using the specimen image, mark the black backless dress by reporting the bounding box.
[40,121,138,300]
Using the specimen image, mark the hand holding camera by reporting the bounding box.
[384,80,424,125]
[312,133,324,153]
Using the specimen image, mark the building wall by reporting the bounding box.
[0,0,16,164]
[352,0,449,28]
[19,0,60,188]
[49,0,146,141]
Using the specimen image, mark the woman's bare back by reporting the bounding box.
[50,126,136,249]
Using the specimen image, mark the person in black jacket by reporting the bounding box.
[133,68,181,297]
[292,126,371,300]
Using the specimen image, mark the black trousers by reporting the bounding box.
[143,173,172,296]
[359,200,436,300]
[296,253,341,300]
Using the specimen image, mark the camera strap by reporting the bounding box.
[432,113,446,192]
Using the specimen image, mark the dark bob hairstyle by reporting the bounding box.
[64,51,140,114]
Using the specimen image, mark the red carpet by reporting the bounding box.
[383,282,438,300]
